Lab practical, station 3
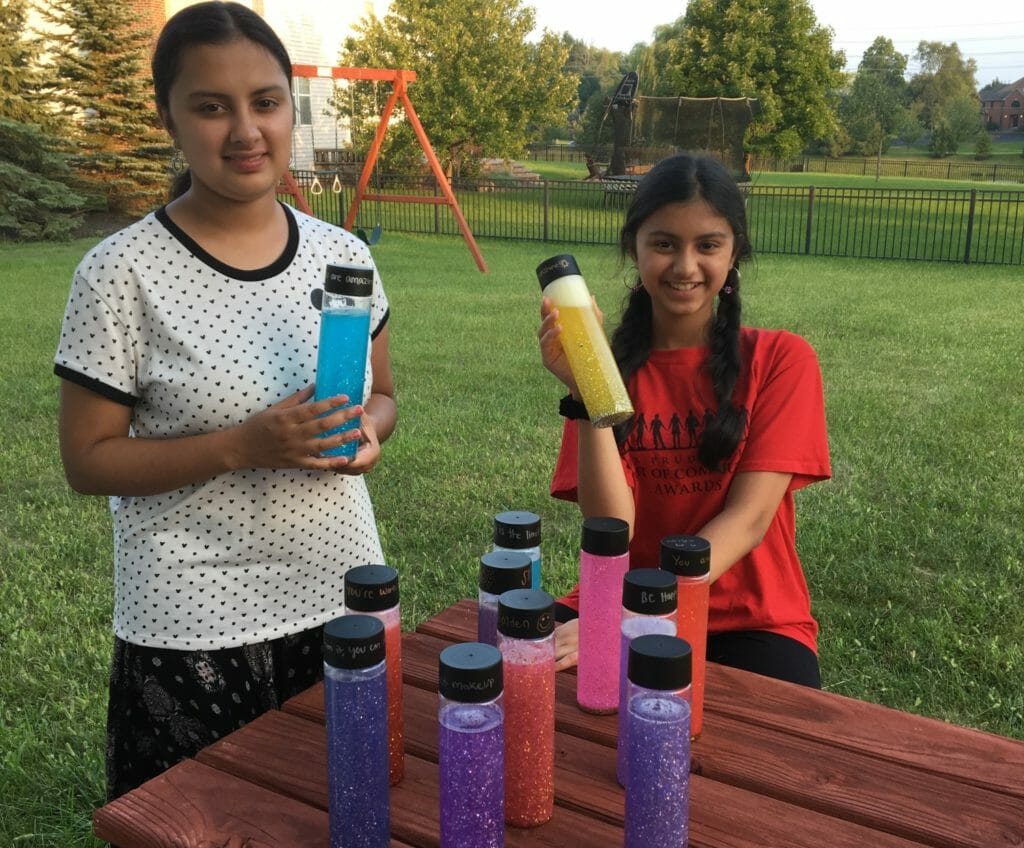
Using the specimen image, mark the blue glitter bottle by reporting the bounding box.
[438,643,505,848]
[323,614,390,848]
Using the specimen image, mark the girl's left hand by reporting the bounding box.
[337,412,382,475]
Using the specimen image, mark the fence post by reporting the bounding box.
[543,180,550,242]
[805,186,815,255]
[963,189,977,264]
[433,177,441,235]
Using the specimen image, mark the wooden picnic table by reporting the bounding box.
[94,599,1024,847]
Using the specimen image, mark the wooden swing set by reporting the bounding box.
[282,66,488,273]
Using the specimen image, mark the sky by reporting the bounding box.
[527,0,1024,87]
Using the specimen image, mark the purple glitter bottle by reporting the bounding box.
[617,569,678,787]
[438,643,505,848]
[323,614,390,848]
[477,551,533,646]
[623,634,692,848]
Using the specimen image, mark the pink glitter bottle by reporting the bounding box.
[659,535,710,738]
[497,588,555,828]
[344,564,404,785]
[577,516,630,714]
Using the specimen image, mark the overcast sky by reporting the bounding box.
[527,0,1024,87]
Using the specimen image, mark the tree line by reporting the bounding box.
[0,0,1000,242]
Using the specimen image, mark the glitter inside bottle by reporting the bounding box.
[536,254,634,428]
[344,564,404,785]
[478,550,533,646]
[493,510,542,589]
[497,588,556,828]
[623,634,692,848]
[617,568,678,787]
[577,516,630,714]
[323,614,390,848]
[659,535,710,738]
[438,643,505,848]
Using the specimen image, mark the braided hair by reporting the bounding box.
[611,153,752,470]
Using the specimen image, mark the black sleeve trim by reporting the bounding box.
[371,307,390,341]
[54,364,138,407]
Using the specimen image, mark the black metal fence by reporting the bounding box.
[283,171,1024,266]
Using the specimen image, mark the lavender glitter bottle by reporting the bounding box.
[623,634,692,848]
[323,614,389,848]
[438,643,505,848]
[617,568,678,788]
[478,551,532,646]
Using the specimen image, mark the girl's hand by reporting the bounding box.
[538,296,604,397]
[554,618,580,671]
[338,411,383,475]
[231,384,364,471]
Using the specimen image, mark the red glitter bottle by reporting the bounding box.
[497,588,556,828]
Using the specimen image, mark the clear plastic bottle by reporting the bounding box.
[493,510,542,589]
[344,564,404,785]
[497,588,556,828]
[314,264,373,458]
[622,634,692,848]
[438,643,505,848]
[536,254,633,428]
[659,534,711,738]
[323,614,390,848]
[577,516,630,714]
[617,568,678,787]
[478,550,533,646]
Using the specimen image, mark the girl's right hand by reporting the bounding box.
[230,384,363,471]
[538,296,578,393]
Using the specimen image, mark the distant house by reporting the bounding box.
[979,77,1024,130]
[130,0,387,169]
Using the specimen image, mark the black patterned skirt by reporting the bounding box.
[105,626,323,801]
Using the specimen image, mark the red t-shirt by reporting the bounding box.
[551,328,831,654]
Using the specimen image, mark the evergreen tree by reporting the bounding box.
[0,0,84,240]
[36,0,171,214]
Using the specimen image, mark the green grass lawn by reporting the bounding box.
[1,231,1022,846]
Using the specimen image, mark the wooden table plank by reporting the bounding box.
[417,600,1024,800]
[197,709,626,847]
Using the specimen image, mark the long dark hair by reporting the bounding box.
[151,1,293,199]
[612,153,752,470]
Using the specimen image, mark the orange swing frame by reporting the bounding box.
[286,66,487,273]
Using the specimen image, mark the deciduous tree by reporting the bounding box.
[338,0,577,177]
[908,41,978,131]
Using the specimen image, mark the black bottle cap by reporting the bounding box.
[439,643,504,703]
[659,535,711,577]
[324,264,373,297]
[497,589,555,640]
[323,614,386,670]
[344,564,399,612]
[622,569,678,615]
[493,511,542,549]
[581,516,630,557]
[536,254,582,290]
[479,551,533,595]
[627,634,692,691]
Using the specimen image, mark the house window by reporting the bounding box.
[294,77,312,126]
[1012,99,1021,108]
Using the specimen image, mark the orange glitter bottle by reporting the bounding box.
[658,536,710,738]
[497,589,556,827]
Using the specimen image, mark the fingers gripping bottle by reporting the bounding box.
[344,564,404,785]
[536,254,633,428]
[314,264,373,458]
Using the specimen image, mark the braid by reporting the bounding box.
[611,283,652,445]
[698,268,746,470]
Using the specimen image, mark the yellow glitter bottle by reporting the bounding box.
[536,254,634,428]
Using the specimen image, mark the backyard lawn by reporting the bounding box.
[1,230,1021,846]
